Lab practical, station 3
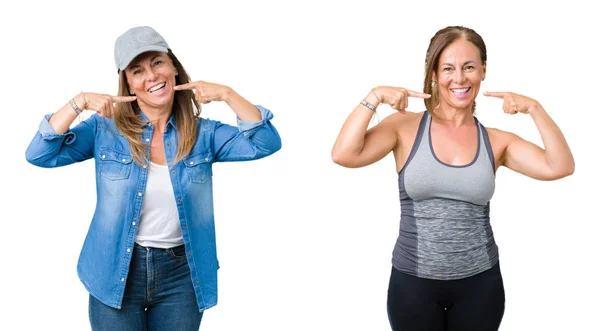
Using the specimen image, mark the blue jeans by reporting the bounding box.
[89,244,203,330]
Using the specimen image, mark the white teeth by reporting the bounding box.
[452,88,469,93]
[148,83,166,93]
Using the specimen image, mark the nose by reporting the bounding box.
[454,69,465,84]
[147,67,158,81]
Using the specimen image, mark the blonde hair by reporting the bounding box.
[113,51,200,166]
[423,26,487,114]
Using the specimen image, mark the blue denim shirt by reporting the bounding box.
[25,106,281,312]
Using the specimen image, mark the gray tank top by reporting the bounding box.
[392,111,499,280]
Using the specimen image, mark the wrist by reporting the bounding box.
[220,87,235,103]
[365,89,381,108]
[528,102,544,116]
[74,92,86,110]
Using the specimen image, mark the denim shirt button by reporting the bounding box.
[143,165,147,169]
[132,221,136,226]
[101,155,106,159]
[145,138,150,142]
[189,161,194,165]
[121,278,125,282]
[126,248,131,253]
[138,192,142,197]
[204,158,209,162]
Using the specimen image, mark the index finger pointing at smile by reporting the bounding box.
[173,82,197,91]
[406,90,431,99]
[483,91,508,98]
[111,96,137,103]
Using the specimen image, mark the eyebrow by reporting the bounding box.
[129,55,164,69]
[149,54,163,62]
[441,60,476,66]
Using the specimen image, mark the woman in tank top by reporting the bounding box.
[331,26,574,331]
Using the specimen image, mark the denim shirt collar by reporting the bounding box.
[139,109,177,132]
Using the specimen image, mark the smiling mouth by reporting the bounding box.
[148,82,166,94]
[451,87,471,97]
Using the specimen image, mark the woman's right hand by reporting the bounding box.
[369,86,431,112]
[74,92,137,119]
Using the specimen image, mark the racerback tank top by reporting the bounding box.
[392,111,499,280]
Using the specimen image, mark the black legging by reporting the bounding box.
[387,262,505,331]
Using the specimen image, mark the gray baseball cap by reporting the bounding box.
[114,26,170,73]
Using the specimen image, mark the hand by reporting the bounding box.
[173,80,232,104]
[76,93,136,119]
[483,91,540,115]
[370,86,431,113]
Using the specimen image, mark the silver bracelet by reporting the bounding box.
[69,98,83,115]
[360,99,376,112]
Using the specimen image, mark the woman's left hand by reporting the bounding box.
[483,91,540,114]
[173,80,232,104]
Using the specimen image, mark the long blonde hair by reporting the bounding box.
[113,51,200,166]
[423,26,487,114]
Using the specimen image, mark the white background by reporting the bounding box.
[1,0,598,330]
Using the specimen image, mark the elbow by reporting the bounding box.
[264,132,282,156]
[331,149,355,168]
[558,159,576,178]
[273,136,282,154]
[563,161,575,177]
[266,126,282,154]
[25,149,44,168]
[25,145,53,168]
[331,147,343,165]
[546,162,575,180]
[331,151,343,166]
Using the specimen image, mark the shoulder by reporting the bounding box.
[484,127,519,145]
[92,115,129,137]
[196,116,218,133]
[92,114,113,129]
[377,110,424,131]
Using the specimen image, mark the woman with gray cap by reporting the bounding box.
[26,26,281,330]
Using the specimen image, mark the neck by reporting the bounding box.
[432,103,475,127]
[139,101,174,133]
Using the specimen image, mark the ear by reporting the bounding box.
[482,61,487,81]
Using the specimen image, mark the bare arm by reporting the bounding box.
[485,91,575,180]
[332,87,430,168]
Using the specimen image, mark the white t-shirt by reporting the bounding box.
[135,161,183,248]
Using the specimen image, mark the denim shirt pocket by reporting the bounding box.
[97,148,134,180]
[183,150,213,184]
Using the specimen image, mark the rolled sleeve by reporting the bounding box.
[212,105,281,162]
[236,105,273,135]
[38,114,77,144]
[26,114,96,167]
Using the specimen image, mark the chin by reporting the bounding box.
[138,96,174,108]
